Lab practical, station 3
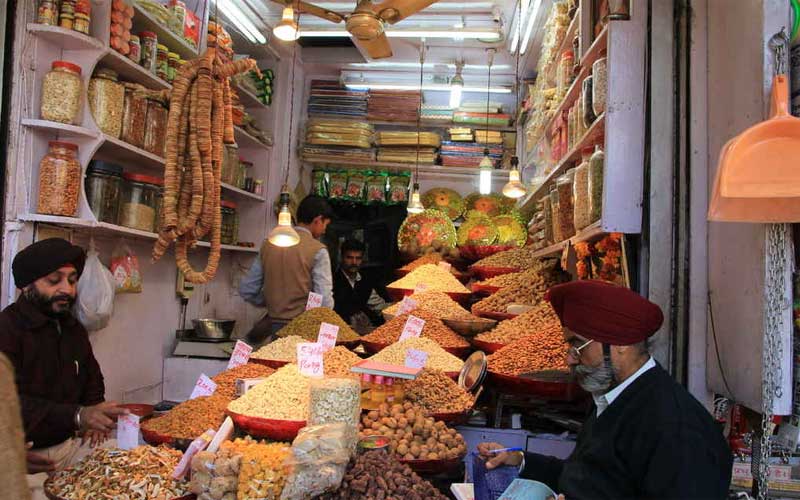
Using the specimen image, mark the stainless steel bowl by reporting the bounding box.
[191,319,236,340]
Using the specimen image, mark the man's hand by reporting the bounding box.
[81,429,110,448]
[25,442,55,474]
[79,402,129,433]
[477,442,524,470]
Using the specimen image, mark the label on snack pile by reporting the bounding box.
[189,373,217,399]
[306,292,323,310]
[227,340,252,369]
[438,261,452,272]
[316,322,339,351]
[414,283,428,294]
[297,342,325,377]
[116,414,140,450]
[172,429,216,479]
[404,349,429,369]
[235,378,268,397]
[398,297,418,315]
[399,315,425,341]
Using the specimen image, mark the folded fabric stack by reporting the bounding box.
[440,141,504,168]
[308,80,369,118]
[421,105,454,122]
[375,131,441,164]
[474,130,504,145]
[453,111,512,127]
[306,117,374,149]
[449,127,474,142]
[377,147,438,164]
[367,90,421,122]
[301,145,376,163]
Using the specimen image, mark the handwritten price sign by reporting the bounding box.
[316,322,339,351]
[399,315,425,341]
[413,283,428,294]
[116,414,140,450]
[297,342,325,377]
[306,292,323,310]
[398,297,418,315]
[437,261,452,272]
[405,349,429,369]
[227,340,252,369]
[190,374,217,399]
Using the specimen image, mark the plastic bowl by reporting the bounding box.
[442,317,498,337]
[227,410,306,441]
[470,283,502,296]
[140,427,193,451]
[358,435,391,453]
[385,287,472,305]
[361,340,470,360]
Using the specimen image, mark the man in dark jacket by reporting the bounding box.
[0,238,127,482]
[478,280,733,499]
[332,239,388,329]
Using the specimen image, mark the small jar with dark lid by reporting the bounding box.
[85,161,123,224]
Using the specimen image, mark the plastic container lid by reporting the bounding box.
[140,31,157,39]
[123,172,164,186]
[94,68,119,81]
[221,200,237,209]
[48,141,78,151]
[88,160,123,176]
[168,52,180,59]
[52,61,82,74]
[156,44,168,51]
[130,35,140,42]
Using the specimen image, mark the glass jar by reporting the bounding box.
[540,195,554,245]
[222,144,238,184]
[607,0,631,20]
[88,68,125,138]
[74,13,90,35]
[167,52,180,82]
[41,61,83,125]
[557,50,574,99]
[567,105,576,152]
[582,75,595,129]
[254,180,264,196]
[59,12,74,30]
[143,98,168,156]
[156,44,169,81]
[121,84,148,148]
[220,200,239,245]
[61,0,75,15]
[549,187,562,243]
[128,35,141,64]
[37,141,81,217]
[119,173,163,232]
[556,169,576,239]
[170,0,187,33]
[238,159,252,189]
[140,31,158,73]
[573,152,591,231]
[592,57,607,116]
[85,161,123,224]
[75,0,91,15]
[37,0,59,25]
[589,145,605,223]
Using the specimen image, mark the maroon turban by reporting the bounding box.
[545,280,664,345]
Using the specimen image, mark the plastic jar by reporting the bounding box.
[119,173,163,232]
[143,98,168,156]
[59,12,75,30]
[557,50,574,99]
[238,159,252,189]
[156,44,169,81]
[170,0,187,32]
[167,52,180,82]
[254,180,264,196]
[74,13,90,35]
[573,152,592,231]
[140,31,158,73]
[566,105,576,152]
[41,61,83,125]
[222,143,239,185]
[582,75,596,129]
[37,141,81,217]
[37,0,59,25]
[540,195,554,245]
[85,161,123,224]
[592,56,608,116]
[75,0,91,16]
[549,187,562,243]
[88,68,125,138]
[557,169,576,239]
[121,84,148,148]
[220,200,239,245]
[589,145,605,223]
[128,35,141,64]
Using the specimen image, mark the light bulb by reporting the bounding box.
[268,207,300,247]
[407,184,424,214]
[273,7,299,41]
[502,168,527,198]
[479,150,493,195]
[449,72,464,109]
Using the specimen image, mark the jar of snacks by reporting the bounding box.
[41,61,82,125]
[119,173,162,232]
[75,0,91,15]
[557,50,574,99]
[254,180,264,196]
[37,141,81,217]
[556,169,576,239]
[59,12,74,30]
[85,161,123,224]
[128,35,141,64]
[592,56,607,116]
[238,159,252,190]
[167,52,180,82]
[140,31,158,73]
[74,13,90,35]
[37,0,59,25]
[573,152,591,231]
[540,195,554,245]
[549,187,562,243]
[121,83,147,148]
[220,200,239,245]
[589,145,605,223]
[88,68,125,138]
[581,75,596,129]
[169,0,187,31]
[222,143,239,185]
[143,97,167,156]
[156,44,169,81]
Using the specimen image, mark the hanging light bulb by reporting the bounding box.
[407,183,425,214]
[268,188,300,247]
[479,149,493,195]
[273,6,299,41]
[503,157,527,198]
[449,63,464,109]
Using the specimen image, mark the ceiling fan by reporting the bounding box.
[272,0,439,59]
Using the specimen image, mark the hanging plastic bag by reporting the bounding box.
[110,241,143,293]
[74,245,115,331]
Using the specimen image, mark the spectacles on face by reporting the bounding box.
[568,339,594,360]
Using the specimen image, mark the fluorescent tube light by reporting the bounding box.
[211,0,267,44]
[520,0,543,55]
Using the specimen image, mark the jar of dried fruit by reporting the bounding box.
[220,200,239,245]
[37,141,81,217]
[119,173,163,232]
[37,0,59,25]
[156,44,169,81]
[121,83,147,149]
[40,61,83,125]
[140,31,158,74]
[143,97,168,156]
[88,68,125,138]
[85,161,123,224]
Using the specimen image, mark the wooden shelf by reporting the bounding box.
[234,126,272,150]
[581,25,608,68]
[221,183,266,202]
[27,23,104,51]
[100,49,171,90]
[308,114,516,133]
[530,221,605,258]
[131,4,199,60]
[303,156,512,177]
[234,84,269,110]
[21,119,98,138]
[545,13,580,83]
[99,135,165,170]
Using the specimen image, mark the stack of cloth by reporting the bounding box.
[375,131,440,164]
[440,141,504,168]
[454,101,511,127]
[474,130,504,144]
[308,80,368,118]
[367,90,421,122]
[449,127,474,142]
[421,105,454,122]
[302,117,375,162]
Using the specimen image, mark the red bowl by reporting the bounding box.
[428,409,471,425]
[227,410,305,441]
[337,339,362,350]
[458,245,517,262]
[44,480,195,500]
[470,338,507,354]
[386,287,472,305]
[470,266,520,280]
[471,283,502,296]
[400,455,465,475]
[250,358,291,369]
[487,370,586,402]
[121,403,155,418]
[472,309,519,321]
[139,428,194,451]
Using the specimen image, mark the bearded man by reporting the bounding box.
[478,280,732,500]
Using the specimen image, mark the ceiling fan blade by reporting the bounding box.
[370,0,439,24]
[353,31,393,59]
[296,1,346,24]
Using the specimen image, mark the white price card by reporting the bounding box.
[227,340,252,369]
[437,261,452,272]
[316,322,339,351]
[399,315,425,341]
[190,373,217,399]
[306,292,323,310]
[297,342,325,377]
[413,283,428,294]
[397,297,418,315]
[404,349,429,369]
[116,414,140,450]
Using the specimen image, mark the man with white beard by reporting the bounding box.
[478,280,733,500]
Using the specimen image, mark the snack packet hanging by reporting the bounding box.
[366,172,388,204]
[345,171,367,202]
[328,171,347,199]
[110,241,142,293]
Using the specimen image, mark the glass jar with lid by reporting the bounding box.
[121,83,147,148]
[589,145,605,223]
[37,0,59,25]
[556,169,576,239]
[220,200,239,245]
[549,187,562,243]
[156,44,169,80]
[119,173,163,232]
[167,52,180,82]
[85,161,123,224]
[140,31,158,73]
[540,195,554,245]
[41,60,83,125]
[222,144,239,185]
[573,150,592,231]
[237,159,252,189]
[592,56,607,116]
[557,50,574,99]
[128,35,141,64]
[37,141,81,217]
[581,75,596,129]
[88,68,125,138]
[143,98,168,156]
[74,13,90,35]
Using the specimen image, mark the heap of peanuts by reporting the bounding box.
[487,326,568,375]
[476,302,562,346]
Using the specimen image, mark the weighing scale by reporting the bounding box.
[171,271,236,359]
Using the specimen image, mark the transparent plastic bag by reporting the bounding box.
[74,246,115,331]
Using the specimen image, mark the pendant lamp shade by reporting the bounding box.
[269,189,300,247]
[274,7,300,41]
[503,166,527,199]
[407,183,424,214]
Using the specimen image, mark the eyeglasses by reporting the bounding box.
[568,339,594,360]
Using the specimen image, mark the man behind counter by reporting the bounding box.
[478,280,732,500]
[0,239,128,489]
[333,239,389,329]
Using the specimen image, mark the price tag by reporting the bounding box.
[316,322,339,351]
[227,340,252,369]
[306,292,323,310]
[116,414,140,450]
[437,261,452,272]
[399,315,425,341]
[731,462,751,480]
[297,342,325,377]
[413,283,428,294]
[190,374,217,399]
[770,464,793,481]
[398,297,418,315]
[404,349,429,369]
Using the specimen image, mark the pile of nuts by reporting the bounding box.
[323,346,362,379]
[252,335,306,361]
[141,394,229,439]
[228,364,310,421]
[399,254,442,271]
[476,302,562,345]
[319,450,448,499]
[212,363,274,399]
[384,291,473,320]
[368,337,463,372]
[487,328,569,375]
[475,269,530,288]
[472,267,568,314]
[362,310,470,349]
[404,369,474,414]
[473,247,549,269]
[359,402,467,461]
[388,264,470,294]
[277,308,360,342]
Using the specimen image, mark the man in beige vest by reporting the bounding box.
[240,196,334,333]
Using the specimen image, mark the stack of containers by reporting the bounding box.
[375,131,440,164]
[109,0,134,57]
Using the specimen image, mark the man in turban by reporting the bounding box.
[478,280,732,499]
[0,239,128,498]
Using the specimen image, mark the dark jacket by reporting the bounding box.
[332,269,388,326]
[522,363,733,499]
[0,296,105,448]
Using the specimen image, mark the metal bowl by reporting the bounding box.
[191,319,236,340]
